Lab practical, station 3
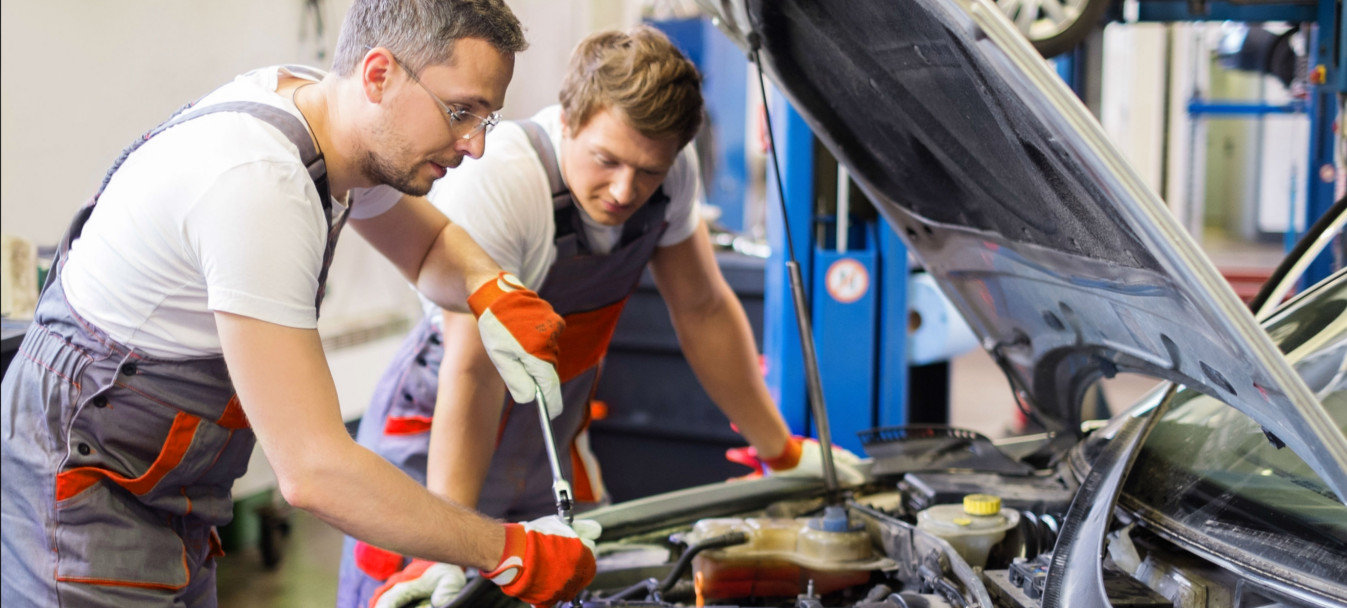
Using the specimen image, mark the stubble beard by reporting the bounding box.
[360,149,431,197]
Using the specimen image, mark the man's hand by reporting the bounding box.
[468,272,564,418]
[370,560,466,608]
[726,436,869,485]
[484,515,601,607]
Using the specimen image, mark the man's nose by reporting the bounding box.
[609,169,638,204]
[456,131,486,159]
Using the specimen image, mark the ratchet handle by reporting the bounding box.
[535,386,574,525]
[553,480,574,525]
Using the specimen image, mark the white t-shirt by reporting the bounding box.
[62,66,402,358]
[421,105,702,317]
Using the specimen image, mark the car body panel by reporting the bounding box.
[694,0,1347,505]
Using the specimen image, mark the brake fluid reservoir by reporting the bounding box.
[915,494,1019,568]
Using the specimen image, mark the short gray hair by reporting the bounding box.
[331,0,527,76]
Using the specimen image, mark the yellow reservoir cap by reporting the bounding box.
[963,493,1001,516]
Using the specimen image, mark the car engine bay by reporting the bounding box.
[444,425,1254,608]
[569,467,1081,608]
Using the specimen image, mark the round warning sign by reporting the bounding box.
[825,258,869,304]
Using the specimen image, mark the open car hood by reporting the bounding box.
[696,0,1347,503]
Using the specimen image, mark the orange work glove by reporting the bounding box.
[468,272,564,418]
[483,515,601,607]
[725,435,802,478]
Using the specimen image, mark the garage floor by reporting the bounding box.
[216,507,344,607]
[214,346,1162,607]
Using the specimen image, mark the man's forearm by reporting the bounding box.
[427,309,508,506]
[214,311,505,570]
[295,440,505,571]
[415,223,502,313]
[348,196,500,313]
[672,288,790,459]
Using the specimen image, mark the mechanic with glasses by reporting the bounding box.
[394,53,502,141]
[0,1,599,607]
[337,25,868,608]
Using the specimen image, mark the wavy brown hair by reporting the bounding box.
[559,26,704,147]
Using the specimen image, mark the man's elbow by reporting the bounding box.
[274,466,319,512]
[271,448,342,512]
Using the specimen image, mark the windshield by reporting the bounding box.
[1121,273,1347,588]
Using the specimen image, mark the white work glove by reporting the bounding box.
[728,436,869,486]
[786,437,869,485]
[467,272,565,418]
[483,515,602,607]
[369,560,466,608]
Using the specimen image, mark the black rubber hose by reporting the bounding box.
[602,577,660,602]
[655,531,750,595]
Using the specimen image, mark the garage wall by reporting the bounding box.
[0,0,641,422]
[1,0,647,499]
[1100,22,1169,196]
[0,0,639,246]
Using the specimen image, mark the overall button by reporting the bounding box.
[428,333,441,345]
[91,395,108,408]
[120,362,139,376]
[77,443,92,456]
[415,356,427,366]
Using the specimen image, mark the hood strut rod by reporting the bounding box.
[748,31,841,500]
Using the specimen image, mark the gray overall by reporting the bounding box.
[1,80,345,606]
[337,120,670,607]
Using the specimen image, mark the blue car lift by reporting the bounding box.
[760,87,912,455]
[1179,0,1341,284]
[651,18,914,454]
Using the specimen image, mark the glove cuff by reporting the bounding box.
[468,272,526,318]
[353,540,405,581]
[763,436,803,472]
[484,521,597,606]
[484,523,527,582]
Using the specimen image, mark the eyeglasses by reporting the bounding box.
[391,54,500,141]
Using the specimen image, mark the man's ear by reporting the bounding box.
[361,47,394,103]
[559,109,571,139]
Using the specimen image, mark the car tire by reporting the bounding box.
[999,0,1113,57]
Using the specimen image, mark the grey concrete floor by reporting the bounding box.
[216,505,344,607]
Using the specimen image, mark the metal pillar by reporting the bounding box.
[762,84,814,437]
[1303,3,1343,284]
[1128,0,1342,282]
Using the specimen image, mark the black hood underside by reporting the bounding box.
[696,0,1347,503]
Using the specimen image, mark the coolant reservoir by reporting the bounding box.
[915,493,1019,568]
[687,507,893,601]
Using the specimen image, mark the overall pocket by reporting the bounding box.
[54,482,189,590]
[381,334,444,436]
[62,378,246,524]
